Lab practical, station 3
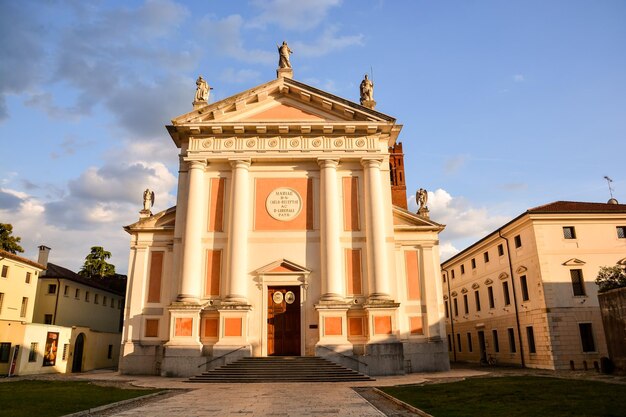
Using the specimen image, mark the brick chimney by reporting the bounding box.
[38,245,51,268]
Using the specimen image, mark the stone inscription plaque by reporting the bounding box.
[266,187,302,221]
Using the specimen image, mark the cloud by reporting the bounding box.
[248,0,342,31]
[439,242,460,262]
[443,155,467,175]
[220,68,262,84]
[513,74,525,83]
[292,26,364,58]
[0,189,24,210]
[197,14,274,65]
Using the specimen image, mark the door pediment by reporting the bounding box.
[255,259,312,275]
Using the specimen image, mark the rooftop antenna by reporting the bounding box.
[604,176,615,199]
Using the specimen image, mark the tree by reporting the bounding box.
[0,223,24,254]
[79,246,116,279]
[595,265,626,293]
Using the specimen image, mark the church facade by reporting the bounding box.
[120,66,449,376]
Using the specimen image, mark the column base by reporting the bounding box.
[176,294,201,304]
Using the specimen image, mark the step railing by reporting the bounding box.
[198,345,247,368]
[317,345,368,369]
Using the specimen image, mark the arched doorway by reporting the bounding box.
[72,333,85,373]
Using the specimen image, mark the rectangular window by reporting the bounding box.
[25,272,31,283]
[453,298,459,317]
[451,270,455,279]
[1,265,8,278]
[579,323,596,352]
[110,298,115,308]
[570,269,586,296]
[520,275,529,301]
[492,330,500,353]
[563,226,576,239]
[29,342,38,362]
[460,264,465,274]
[94,294,99,304]
[447,334,452,352]
[463,294,469,314]
[488,286,495,308]
[445,300,449,318]
[467,333,473,352]
[63,285,69,296]
[514,235,522,248]
[471,258,476,269]
[103,296,107,306]
[20,297,28,317]
[527,326,536,353]
[0,343,11,362]
[502,281,511,305]
[85,291,90,302]
[148,251,164,302]
[75,288,80,299]
[442,274,446,283]
[474,290,481,311]
[508,328,516,353]
[117,300,121,309]
[47,284,57,294]
[44,314,53,324]
[484,251,490,263]
[107,345,113,359]
[618,226,626,239]
[456,333,462,352]
[0,292,4,314]
[498,244,504,256]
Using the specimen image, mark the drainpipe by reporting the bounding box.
[443,269,457,362]
[498,230,525,368]
[52,278,60,325]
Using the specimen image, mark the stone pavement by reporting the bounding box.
[66,369,487,417]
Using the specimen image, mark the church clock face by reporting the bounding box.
[265,187,302,221]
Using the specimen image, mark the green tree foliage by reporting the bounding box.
[595,265,626,293]
[0,223,24,254]
[79,246,116,279]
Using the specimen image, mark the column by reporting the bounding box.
[362,158,391,300]
[178,160,206,302]
[318,158,344,301]
[421,245,446,340]
[225,159,251,303]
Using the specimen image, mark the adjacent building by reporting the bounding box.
[441,201,626,370]
[120,66,450,376]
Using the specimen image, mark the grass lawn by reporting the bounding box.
[0,380,162,417]
[381,376,626,417]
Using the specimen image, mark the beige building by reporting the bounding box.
[441,201,626,370]
[0,247,123,376]
[120,67,450,376]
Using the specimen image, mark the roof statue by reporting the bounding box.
[276,41,294,79]
[360,74,376,109]
[193,76,212,108]
[416,188,430,218]
[141,188,155,217]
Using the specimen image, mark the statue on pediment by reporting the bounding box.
[416,188,430,218]
[194,76,211,103]
[277,41,293,69]
[143,188,155,212]
[360,74,374,104]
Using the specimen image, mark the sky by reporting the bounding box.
[1,0,625,273]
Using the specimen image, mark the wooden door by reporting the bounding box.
[267,286,301,356]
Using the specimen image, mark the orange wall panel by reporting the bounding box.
[324,317,342,336]
[345,249,363,295]
[374,316,392,335]
[410,316,424,335]
[405,250,421,300]
[342,177,360,231]
[224,318,242,337]
[254,178,313,230]
[348,317,364,336]
[147,252,163,303]
[204,318,219,338]
[204,250,222,297]
[175,318,193,337]
[208,178,225,232]
[145,319,159,337]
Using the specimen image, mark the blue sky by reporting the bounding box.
[1,0,625,272]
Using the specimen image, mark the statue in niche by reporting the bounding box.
[417,188,428,209]
[277,41,293,69]
[143,188,155,212]
[194,76,211,102]
[360,74,374,104]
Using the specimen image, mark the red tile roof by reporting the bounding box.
[0,249,45,270]
[528,201,626,213]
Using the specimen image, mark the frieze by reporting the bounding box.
[188,135,381,154]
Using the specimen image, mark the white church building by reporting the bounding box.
[119,58,449,377]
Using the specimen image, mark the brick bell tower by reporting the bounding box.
[388,142,407,209]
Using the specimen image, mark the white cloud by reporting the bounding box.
[292,26,364,58]
[439,242,460,261]
[248,0,342,31]
[513,74,525,83]
[220,68,262,84]
[443,154,467,175]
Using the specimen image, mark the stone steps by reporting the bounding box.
[188,356,374,383]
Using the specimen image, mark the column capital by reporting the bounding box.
[228,158,251,170]
[317,158,339,168]
[184,159,207,169]
[360,157,384,169]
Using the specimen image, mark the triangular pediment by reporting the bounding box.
[392,206,445,230]
[124,206,176,233]
[255,258,312,275]
[562,258,586,266]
